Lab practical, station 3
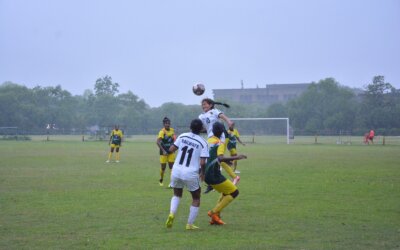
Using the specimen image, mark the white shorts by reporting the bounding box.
[170,175,201,192]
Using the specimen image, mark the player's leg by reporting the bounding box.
[208,180,239,225]
[167,153,175,188]
[220,162,236,179]
[159,155,167,186]
[107,146,115,162]
[230,148,240,173]
[364,134,369,144]
[166,179,183,228]
[186,179,201,230]
[115,146,120,162]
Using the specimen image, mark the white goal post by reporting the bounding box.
[230,118,291,144]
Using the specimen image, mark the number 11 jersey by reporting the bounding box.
[172,132,209,180]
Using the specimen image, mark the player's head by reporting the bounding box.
[163,117,171,129]
[114,124,119,130]
[201,98,214,112]
[190,118,203,135]
[212,122,225,138]
[201,98,230,112]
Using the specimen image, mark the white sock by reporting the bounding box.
[187,206,199,225]
[170,196,181,214]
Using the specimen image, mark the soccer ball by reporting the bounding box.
[192,83,205,96]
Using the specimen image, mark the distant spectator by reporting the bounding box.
[364,129,375,145]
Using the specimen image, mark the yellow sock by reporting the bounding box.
[213,195,234,213]
[220,162,236,179]
[108,152,112,160]
[116,152,120,161]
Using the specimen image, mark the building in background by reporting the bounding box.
[213,83,310,105]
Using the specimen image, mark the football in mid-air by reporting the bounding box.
[192,83,205,96]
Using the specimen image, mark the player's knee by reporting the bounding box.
[192,198,200,207]
[231,189,239,198]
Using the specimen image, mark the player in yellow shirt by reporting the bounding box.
[156,117,176,186]
[205,122,247,225]
[226,122,246,173]
[106,125,123,163]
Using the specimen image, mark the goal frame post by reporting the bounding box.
[230,118,290,144]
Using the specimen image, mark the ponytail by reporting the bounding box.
[213,101,230,108]
[202,98,230,109]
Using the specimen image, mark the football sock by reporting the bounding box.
[170,196,181,214]
[220,162,236,179]
[116,152,120,161]
[213,194,234,213]
[108,152,112,160]
[187,206,199,225]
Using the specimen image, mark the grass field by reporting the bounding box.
[0,138,399,249]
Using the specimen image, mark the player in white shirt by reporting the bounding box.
[165,118,209,230]
[199,98,235,194]
[198,98,233,142]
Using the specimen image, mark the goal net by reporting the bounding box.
[230,118,291,144]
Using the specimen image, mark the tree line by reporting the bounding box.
[0,75,399,136]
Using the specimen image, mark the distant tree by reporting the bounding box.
[359,75,399,133]
[94,75,119,96]
[287,78,357,133]
[267,103,288,117]
[0,82,34,128]
[117,91,149,134]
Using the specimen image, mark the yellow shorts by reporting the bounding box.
[212,179,237,195]
[160,153,175,164]
[229,148,237,155]
[111,144,120,148]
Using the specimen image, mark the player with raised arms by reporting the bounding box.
[199,98,239,193]
[165,118,209,230]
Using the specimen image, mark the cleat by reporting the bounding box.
[165,213,174,228]
[115,160,120,163]
[234,170,241,174]
[208,210,225,225]
[105,160,110,163]
[204,185,214,194]
[159,182,164,187]
[168,184,173,189]
[232,176,240,186]
[186,224,199,230]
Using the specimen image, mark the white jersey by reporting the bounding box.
[171,132,209,180]
[198,108,223,138]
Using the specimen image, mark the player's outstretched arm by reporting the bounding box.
[219,113,233,128]
[218,154,247,163]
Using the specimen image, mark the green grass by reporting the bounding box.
[0,139,399,249]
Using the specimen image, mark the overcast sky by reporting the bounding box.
[1,0,399,107]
